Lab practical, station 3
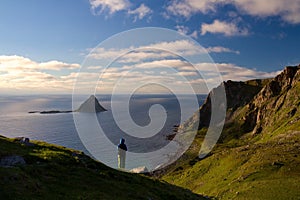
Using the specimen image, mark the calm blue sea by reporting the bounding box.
[0,94,205,170]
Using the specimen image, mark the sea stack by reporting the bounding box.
[77,95,106,113]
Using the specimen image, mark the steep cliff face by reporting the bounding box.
[195,65,300,138]
[182,79,268,132]
[240,66,300,135]
[161,65,300,199]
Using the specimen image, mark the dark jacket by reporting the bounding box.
[118,138,127,151]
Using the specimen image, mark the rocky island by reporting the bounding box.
[28,95,106,114]
[75,95,106,113]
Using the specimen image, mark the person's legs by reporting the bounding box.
[118,149,126,169]
[118,154,121,168]
[120,153,126,168]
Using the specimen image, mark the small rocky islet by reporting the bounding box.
[28,95,106,114]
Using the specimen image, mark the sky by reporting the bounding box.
[1,0,300,94]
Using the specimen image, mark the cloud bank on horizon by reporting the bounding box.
[0,0,299,94]
[0,45,280,94]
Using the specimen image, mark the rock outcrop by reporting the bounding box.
[186,65,300,140]
[13,137,35,146]
[130,166,149,173]
[182,77,269,132]
[245,65,300,135]
[76,95,106,113]
[0,155,26,167]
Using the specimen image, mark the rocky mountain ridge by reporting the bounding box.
[196,65,300,139]
[161,65,300,199]
[246,66,300,135]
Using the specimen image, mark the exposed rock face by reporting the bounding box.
[188,65,300,139]
[77,95,106,113]
[183,78,268,131]
[246,65,300,135]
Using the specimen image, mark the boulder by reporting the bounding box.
[14,137,35,146]
[0,155,26,167]
[130,166,149,173]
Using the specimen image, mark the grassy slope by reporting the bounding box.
[0,136,205,200]
[161,69,300,199]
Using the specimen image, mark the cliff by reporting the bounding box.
[190,65,300,140]
[161,65,300,199]
[243,66,300,135]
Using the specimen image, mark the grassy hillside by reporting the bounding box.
[161,66,300,199]
[0,135,205,200]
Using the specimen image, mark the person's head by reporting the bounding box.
[120,138,125,144]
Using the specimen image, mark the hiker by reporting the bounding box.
[117,138,127,169]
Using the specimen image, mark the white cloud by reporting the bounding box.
[39,61,80,70]
[175,25,190,35]
[0,55,80,72]
[108,60,281,93]
[88,47,127,60]
[89,0,153,22]
[133,59,190,69]
[88,39,240,63]
[201,20,249,36]
[166,0,225,18]
[105,59,279,83]
[195,62,281,81]
[206,46,240,54]
[166,0,300,24]
[232,0,300,24]
[87,65,103,70]
[89,0,130,14]
[0,55,81,93]
[88,47,171,63]
[88,40,202,62]
[145,40,201,56]
[128,4,152,21]
[0,55,282,94]
[190,31,198,39]
[175,26,199,39]
[177,71,198,76]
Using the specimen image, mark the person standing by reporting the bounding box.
[118,138,127,169]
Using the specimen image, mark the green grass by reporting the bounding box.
[160,69,300,199]
[162,119,300,199]
[0,136,205,200]
[162,132,300,199]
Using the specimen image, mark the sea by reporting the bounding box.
[0,94,206,171]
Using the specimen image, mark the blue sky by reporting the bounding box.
[1,0,300,94]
